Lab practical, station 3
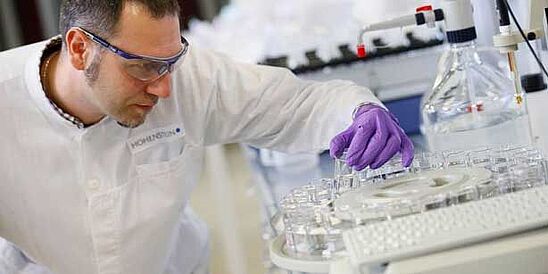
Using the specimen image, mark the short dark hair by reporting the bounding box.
[59,0,181,44]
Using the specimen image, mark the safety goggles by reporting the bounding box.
[77,27,189,82]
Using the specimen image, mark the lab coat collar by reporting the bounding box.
[23,36,113,134]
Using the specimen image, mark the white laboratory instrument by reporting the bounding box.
[357,0,535,152]
[270,144,548,273]
[333,167,492,222]
[523,73,548,156]
[343,183,548,270]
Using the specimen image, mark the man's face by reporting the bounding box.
[83,3,182,128]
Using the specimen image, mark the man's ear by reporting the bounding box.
[65,28,93,71]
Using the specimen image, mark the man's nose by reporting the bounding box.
[146,74,171,98]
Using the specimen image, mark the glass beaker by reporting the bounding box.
[421,40,533,151]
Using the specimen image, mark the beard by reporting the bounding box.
[84,52,155,128]
[84,50,102,86]
[115,109,149,128]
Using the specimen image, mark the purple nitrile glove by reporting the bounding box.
[330,104,414,170]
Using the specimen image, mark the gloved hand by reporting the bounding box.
[330,104,414,170]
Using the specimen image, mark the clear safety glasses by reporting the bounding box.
[77,27,189,82]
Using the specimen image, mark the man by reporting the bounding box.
[0,0,413,273]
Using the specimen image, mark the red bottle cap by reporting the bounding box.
[357,44,366,58]
[416,5,433,12]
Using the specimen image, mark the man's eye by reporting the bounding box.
[143,63,158,70]
[125,63,145,69]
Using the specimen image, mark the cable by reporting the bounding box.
[501,0,548,79]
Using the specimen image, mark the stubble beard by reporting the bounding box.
[84,53,148,128]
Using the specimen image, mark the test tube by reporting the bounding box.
[510,162,545,191]
[476,182,498,199]
[334,151,355,194]
[468,147,491,168]
[427,152,445,169]
[443,150,468,168]
[452,185,480,204]
[282,206,298,253]
[411,152,432,171]
[309,178,336,201]
[421,193,448,211]
[493,173,513,194]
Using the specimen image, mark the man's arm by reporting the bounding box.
[174,46,382,153]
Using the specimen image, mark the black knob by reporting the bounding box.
[521,73,547,93]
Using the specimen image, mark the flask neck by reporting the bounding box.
[449,40,480,65]
[449,40,477,51]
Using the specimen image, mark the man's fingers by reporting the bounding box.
[329,128,355,158]
[345,126,374,166]
[370,135,401,169]
[352,118,389,170]
[400,135,415,167]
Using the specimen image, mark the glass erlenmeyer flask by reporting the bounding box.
[420,40,532,151]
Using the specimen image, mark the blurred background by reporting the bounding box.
[0,0,227,50]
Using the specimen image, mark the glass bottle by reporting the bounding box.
[421,40,532,151]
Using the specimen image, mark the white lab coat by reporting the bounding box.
[0,37,381,274]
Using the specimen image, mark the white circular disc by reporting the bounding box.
[334,167,492,221]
